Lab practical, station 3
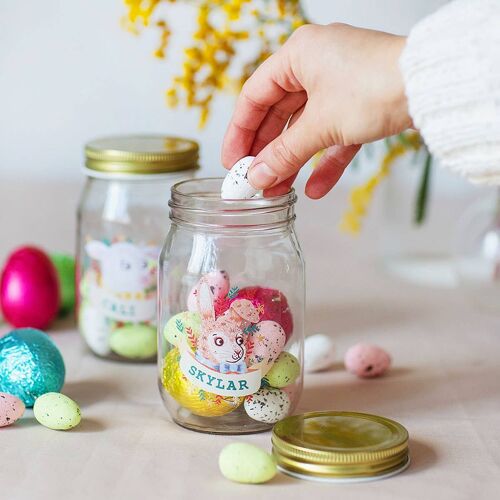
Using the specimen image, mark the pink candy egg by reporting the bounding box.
[344,343,391,378]
[187,270,230,312]
[0,246,60,329]
[0,392,25,427]
[246,320,286,374]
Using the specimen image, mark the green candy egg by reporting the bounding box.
[265,352,301,388]
[50,253,76,316]
[219,443,277,484]
[33,392,81,431]
[163,311,201,347]
[109,324,157,360]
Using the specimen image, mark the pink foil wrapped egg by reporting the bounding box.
[246,320,286,374]
[233,287,294,339]
[344,343,391,378]
[187,270,230,312]
[0,246,60,329]
[0,392,25,427]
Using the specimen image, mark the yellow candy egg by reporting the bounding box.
[162,348,243,417]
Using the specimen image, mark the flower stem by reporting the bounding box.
[414,151,432,225]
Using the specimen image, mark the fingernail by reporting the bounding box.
[248,162,277,189]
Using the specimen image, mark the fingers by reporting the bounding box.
[263,173,298,197]
[250,91,307,157]
[305,145,361,199]
[221,50,302,169]
[247,107,325,190]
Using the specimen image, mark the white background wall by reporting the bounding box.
[0,0,448,181]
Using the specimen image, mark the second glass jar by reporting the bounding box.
[158,178,305,434]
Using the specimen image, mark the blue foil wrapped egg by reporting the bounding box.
[0,328,65,407]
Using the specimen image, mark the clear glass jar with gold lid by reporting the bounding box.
[77,135,198,362]
[158,178,304,434]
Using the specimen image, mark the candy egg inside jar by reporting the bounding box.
[159,270,303,433]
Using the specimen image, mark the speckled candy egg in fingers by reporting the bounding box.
[344,343,391,378]
[221,156,259,200]
[33,392,82,430]
[244,387,290,424]
[0,393,25,427]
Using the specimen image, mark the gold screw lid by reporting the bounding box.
[272,411,409,482]
[85,135,199,175]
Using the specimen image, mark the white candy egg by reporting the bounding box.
[221,156,259,200]
[290,334,335,373]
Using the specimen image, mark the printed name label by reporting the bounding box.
[179,350,261,397]
[91,287,156,322]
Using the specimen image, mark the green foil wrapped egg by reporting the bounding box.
[50,253,76,316]
[0,328,66,407]
[265,352,301,388]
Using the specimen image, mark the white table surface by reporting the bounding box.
[1,180,500,499]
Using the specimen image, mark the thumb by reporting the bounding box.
[247,109,324,190]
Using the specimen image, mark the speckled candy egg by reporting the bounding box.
[233,287,293,339]
[0,393,25,427]
[187,270,230,312]
[109,324,157,360]
[219,443,277,484]
[0,328,66,407]
[221,156,259,200]
[244,387,290,424]
[344,343,391,378]
[265,352,301,388]
[33,392,81,430]
[246,320,286,374]
[162,348,244,417]
[0,246,60,329]
[163,311,202,347]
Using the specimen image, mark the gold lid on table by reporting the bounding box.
[85,135,199,175]
[272,411,409,482]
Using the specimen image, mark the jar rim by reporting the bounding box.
[169,178,297,229]
[170,177,296,207]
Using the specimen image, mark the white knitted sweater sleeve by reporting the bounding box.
[400,0,500,184]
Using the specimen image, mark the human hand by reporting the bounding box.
[222,23,412,198]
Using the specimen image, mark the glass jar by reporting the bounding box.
[158,178,304,434]
[77,135,198,362]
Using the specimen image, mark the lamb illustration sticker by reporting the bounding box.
[179,278,262,397]
[85,240,158,322]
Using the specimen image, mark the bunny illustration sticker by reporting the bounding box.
[179,278,264,397]
[85,240,159,322]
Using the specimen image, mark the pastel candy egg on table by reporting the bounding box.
[234,287,294,339]
[187,270,230,312]
[33,393,81,430]
[344,343,391,378]
[221,156,259,200]
[0,328,65,407]
[163,311,202,347]
[219,443,277,484]
[246,320,286,374]
[244,387,290,424]
[109,324,157,360]
[0,393,25,427]
[302,334,336,373]
[78,300,111,357]
[264,352,301,388]
[162,348,244,417]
